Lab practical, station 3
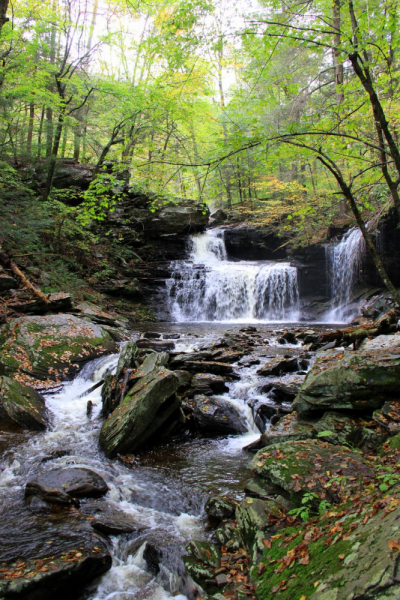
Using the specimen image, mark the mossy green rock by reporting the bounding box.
[0,315,117,382]
[0,375,47,430]
[205,495,236,519]
[248,440,375,502]
[260,413,316,447]
[100,367,181,457]
[294,336,400,414]
[236,497,285,557]
[187,541,221,568]
[389,433,400,450]
[254,487,400,600]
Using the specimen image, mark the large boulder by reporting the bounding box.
[249,439,375,503]
[236,497,285,558]
[0,506,111,600]
[0,315,117,382]
[0,376,47,430]
[100,366,181,457]
[187,373,229,398]
[149,202,209,235]
[259,413,316,447]
[191,395,247,435]
[26,467,109,502]
[294,335,400,414]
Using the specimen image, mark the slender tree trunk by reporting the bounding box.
[73,125,81,161]
[348,0,400,220]
[217,44,232,207]
[332,0,344,105]
[43,110,65,200]
[45,108,53,158]
[61,125,68,157]
[236,158,243,204]
[26,103,35,156]
[37,107,45,158]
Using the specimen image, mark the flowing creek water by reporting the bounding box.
[0,323,327,600]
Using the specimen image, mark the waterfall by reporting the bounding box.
[166,229,299,322]
[326,227,366,321]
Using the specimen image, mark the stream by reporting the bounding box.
[0,323,326,600]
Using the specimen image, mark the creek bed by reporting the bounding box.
[0,323,336,600]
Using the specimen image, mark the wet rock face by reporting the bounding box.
[100,366,181,457]
[205,495,236,520]
[0,314,117,383]
[26,467,109,502]
[0,376,47,430]
[191,395,248,435]
[294,334,400,414]
[148,202,209,236]
[0,506,111,600]
[188,373,229,397]
[236,497,285,557]
[0,267,16,292]
[259,413,316,447]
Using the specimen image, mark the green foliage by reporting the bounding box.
[376,467,400,492]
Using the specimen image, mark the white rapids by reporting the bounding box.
[166,229,300,323]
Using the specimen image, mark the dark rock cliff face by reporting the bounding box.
[224,224,289,260]
[363,209,400,288]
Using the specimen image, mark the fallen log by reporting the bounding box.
[0,250,49,305]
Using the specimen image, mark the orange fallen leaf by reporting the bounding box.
[389,540,400,551]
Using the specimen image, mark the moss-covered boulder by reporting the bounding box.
[205,495,236,519]
[315,410,387,448]
[254,486,400,600]
[259,413,316,447]
[184,541,221,592]
[0,315,117,383]
[248,440,375,503]
[294,336,400,414]
[0,376,47,430]
[99,366,181,457]
[236,497,285,558]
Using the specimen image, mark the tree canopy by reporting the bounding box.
[0,0,400,257]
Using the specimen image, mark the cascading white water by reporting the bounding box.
[325,227,366,321]
[166,229,299,322]
[0,336,264,600]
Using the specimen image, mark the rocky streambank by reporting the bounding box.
[0,310,400,599]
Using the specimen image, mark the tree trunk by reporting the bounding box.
[45,108,53,158]
[43,111,65,200]
[26,103,35,156]
[37,107,45,158]
[0,0,8,32]
[332,0,344,105]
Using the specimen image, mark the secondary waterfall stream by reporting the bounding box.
[325,227,366,322]
[166,229,299,323]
